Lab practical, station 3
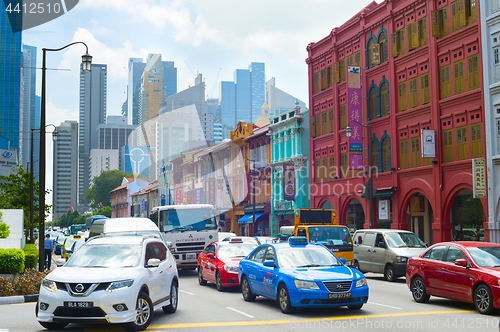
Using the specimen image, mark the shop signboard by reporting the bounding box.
[472,159,486,198]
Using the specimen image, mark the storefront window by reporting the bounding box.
[451,190,485,241]
[346,199,365,231]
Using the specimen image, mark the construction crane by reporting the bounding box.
[210,67,222,99]
[183,59,197,78]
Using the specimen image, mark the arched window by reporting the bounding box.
[382,138,391,172]
[380,83,389,117]
[379,32,387,64]
[369,87,377,120]
[371,141,379,173]
[367,38,375,68]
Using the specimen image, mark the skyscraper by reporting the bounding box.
[20,44,38,169]
[0,1,22,153]
[219,62,265,139]
[265,77,307,115]
[52,121,78,219]
[78,64,107,209]
[127,54,177,125]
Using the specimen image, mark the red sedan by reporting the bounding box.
[197,239,257,291]
[407,241,500,314]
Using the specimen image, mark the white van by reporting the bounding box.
[89,217,163,240]
[353,229,427,281]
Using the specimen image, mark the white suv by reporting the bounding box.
[36,236,179,331]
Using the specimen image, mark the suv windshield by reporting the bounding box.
[385,232,426,248]
[66,244,142,268]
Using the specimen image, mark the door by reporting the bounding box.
[145,243,163,304]
[246,246,268,294]
[152,242,170,303]
[200,244,216,282]
[259,247,277,298]
[371,233,388,274]
[420,245,447,296]
[440,246,472,299]
[356,232,376,272]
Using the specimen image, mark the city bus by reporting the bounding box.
[85,215,108,230]
[69,224,86,235]
[151,204,218,269]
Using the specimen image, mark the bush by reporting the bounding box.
[23,244,38,270]
[0,269,49,296]
[0,249,25,274]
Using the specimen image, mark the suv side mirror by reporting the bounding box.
[378,242,386,249]
[147,258,161,267]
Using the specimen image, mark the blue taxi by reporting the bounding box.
[238,237,369,313]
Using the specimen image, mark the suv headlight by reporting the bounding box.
[42,279,57,292]
[356,278,367,287]
[396,256,408,263]
[294,279,320,290]
[106,280,134,292]
[224,264,239,273]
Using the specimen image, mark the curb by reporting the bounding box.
[0,294,38,305]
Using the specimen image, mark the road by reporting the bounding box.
[1,270,499,332]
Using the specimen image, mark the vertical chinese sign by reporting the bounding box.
[208,178,216,205]
[175,189,182,205]
[348,66,363,170]
[283,164,295,200]
[195,188,202,204]
[472,159,486,198]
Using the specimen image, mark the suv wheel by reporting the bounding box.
[384,265,397,282]
[125,292,153,331]
[163,281,178,314]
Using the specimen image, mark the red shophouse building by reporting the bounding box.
[307,0,487,244]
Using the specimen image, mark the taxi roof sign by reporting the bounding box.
[289,237,308,245]
[230,238,243,243]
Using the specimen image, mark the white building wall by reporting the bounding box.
[89,149,119,181]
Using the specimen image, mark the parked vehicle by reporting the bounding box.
[36,236,179,330]
[85,215,108,231]
[353,229,427,281]
[407,241,500,314]
[197,238,258,291]
[89,217,162,240]
[61,235,81,260]
[238,237,369,313]
[53,234,69,255]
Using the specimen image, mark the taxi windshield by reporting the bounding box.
[385,232,426,248]
[218,244,257,258]
[308,226,352,246]
[466,247,500,267]
[66,244,142,268]
[277,246,342,268]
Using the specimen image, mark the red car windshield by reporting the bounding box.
[218,244,256,258]
[466,247,500,267]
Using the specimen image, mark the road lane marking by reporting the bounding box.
[149,309,475,329]
[226,307,254,318]
[367,302,402,309]
[180,290,195,295]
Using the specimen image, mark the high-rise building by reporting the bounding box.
[127,55,177,125]
[213,122,223,142]
[265,77,307,115]
[52,121,78,219]
[0,2,22,153]
[78,64,107,209]
[219,62,265,139]
[20,44,38,170]
[139,54,164,127]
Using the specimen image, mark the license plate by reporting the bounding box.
[186,253,196,260]
[328,292,351,299]
[64,301,93,308]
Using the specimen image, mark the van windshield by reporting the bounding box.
[385,232,426,248]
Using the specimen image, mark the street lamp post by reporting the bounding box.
[38,42,91,271]
[346,120,373,228]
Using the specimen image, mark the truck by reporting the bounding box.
[151,204,218,270]
[280,208,354,265]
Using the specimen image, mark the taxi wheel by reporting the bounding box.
[278,284,295,314]
[198,267,207,285]
[125,292,153,331]
[163,280,178,314]
[474,284,494,315]
[39,322,69,330]
[216,271,225,292]
[352,260,360,271]
[384,265,397,282]
[241,275,256,302]
[411,276,430,303]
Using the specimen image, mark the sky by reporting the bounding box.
[20,0,376,219]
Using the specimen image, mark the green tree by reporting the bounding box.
[0,164,51,240]
[94,206,111,218]
[0,212,10,238]
[84,170,133,209]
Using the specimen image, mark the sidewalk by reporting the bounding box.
[0,248,58,305]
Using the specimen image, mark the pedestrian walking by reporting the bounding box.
[44,233,54,270]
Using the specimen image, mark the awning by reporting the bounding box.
[374,187,396,198]
[238,212,265,224]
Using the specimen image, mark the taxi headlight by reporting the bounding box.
[294,279,320,290]
[42,279,57,292]
[356,278,367,288]
[224,264,239,273]
[106,280,134,292]
[397,256,408,263]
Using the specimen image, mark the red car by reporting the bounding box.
[197,239,257,291]
[407,241,500,314]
